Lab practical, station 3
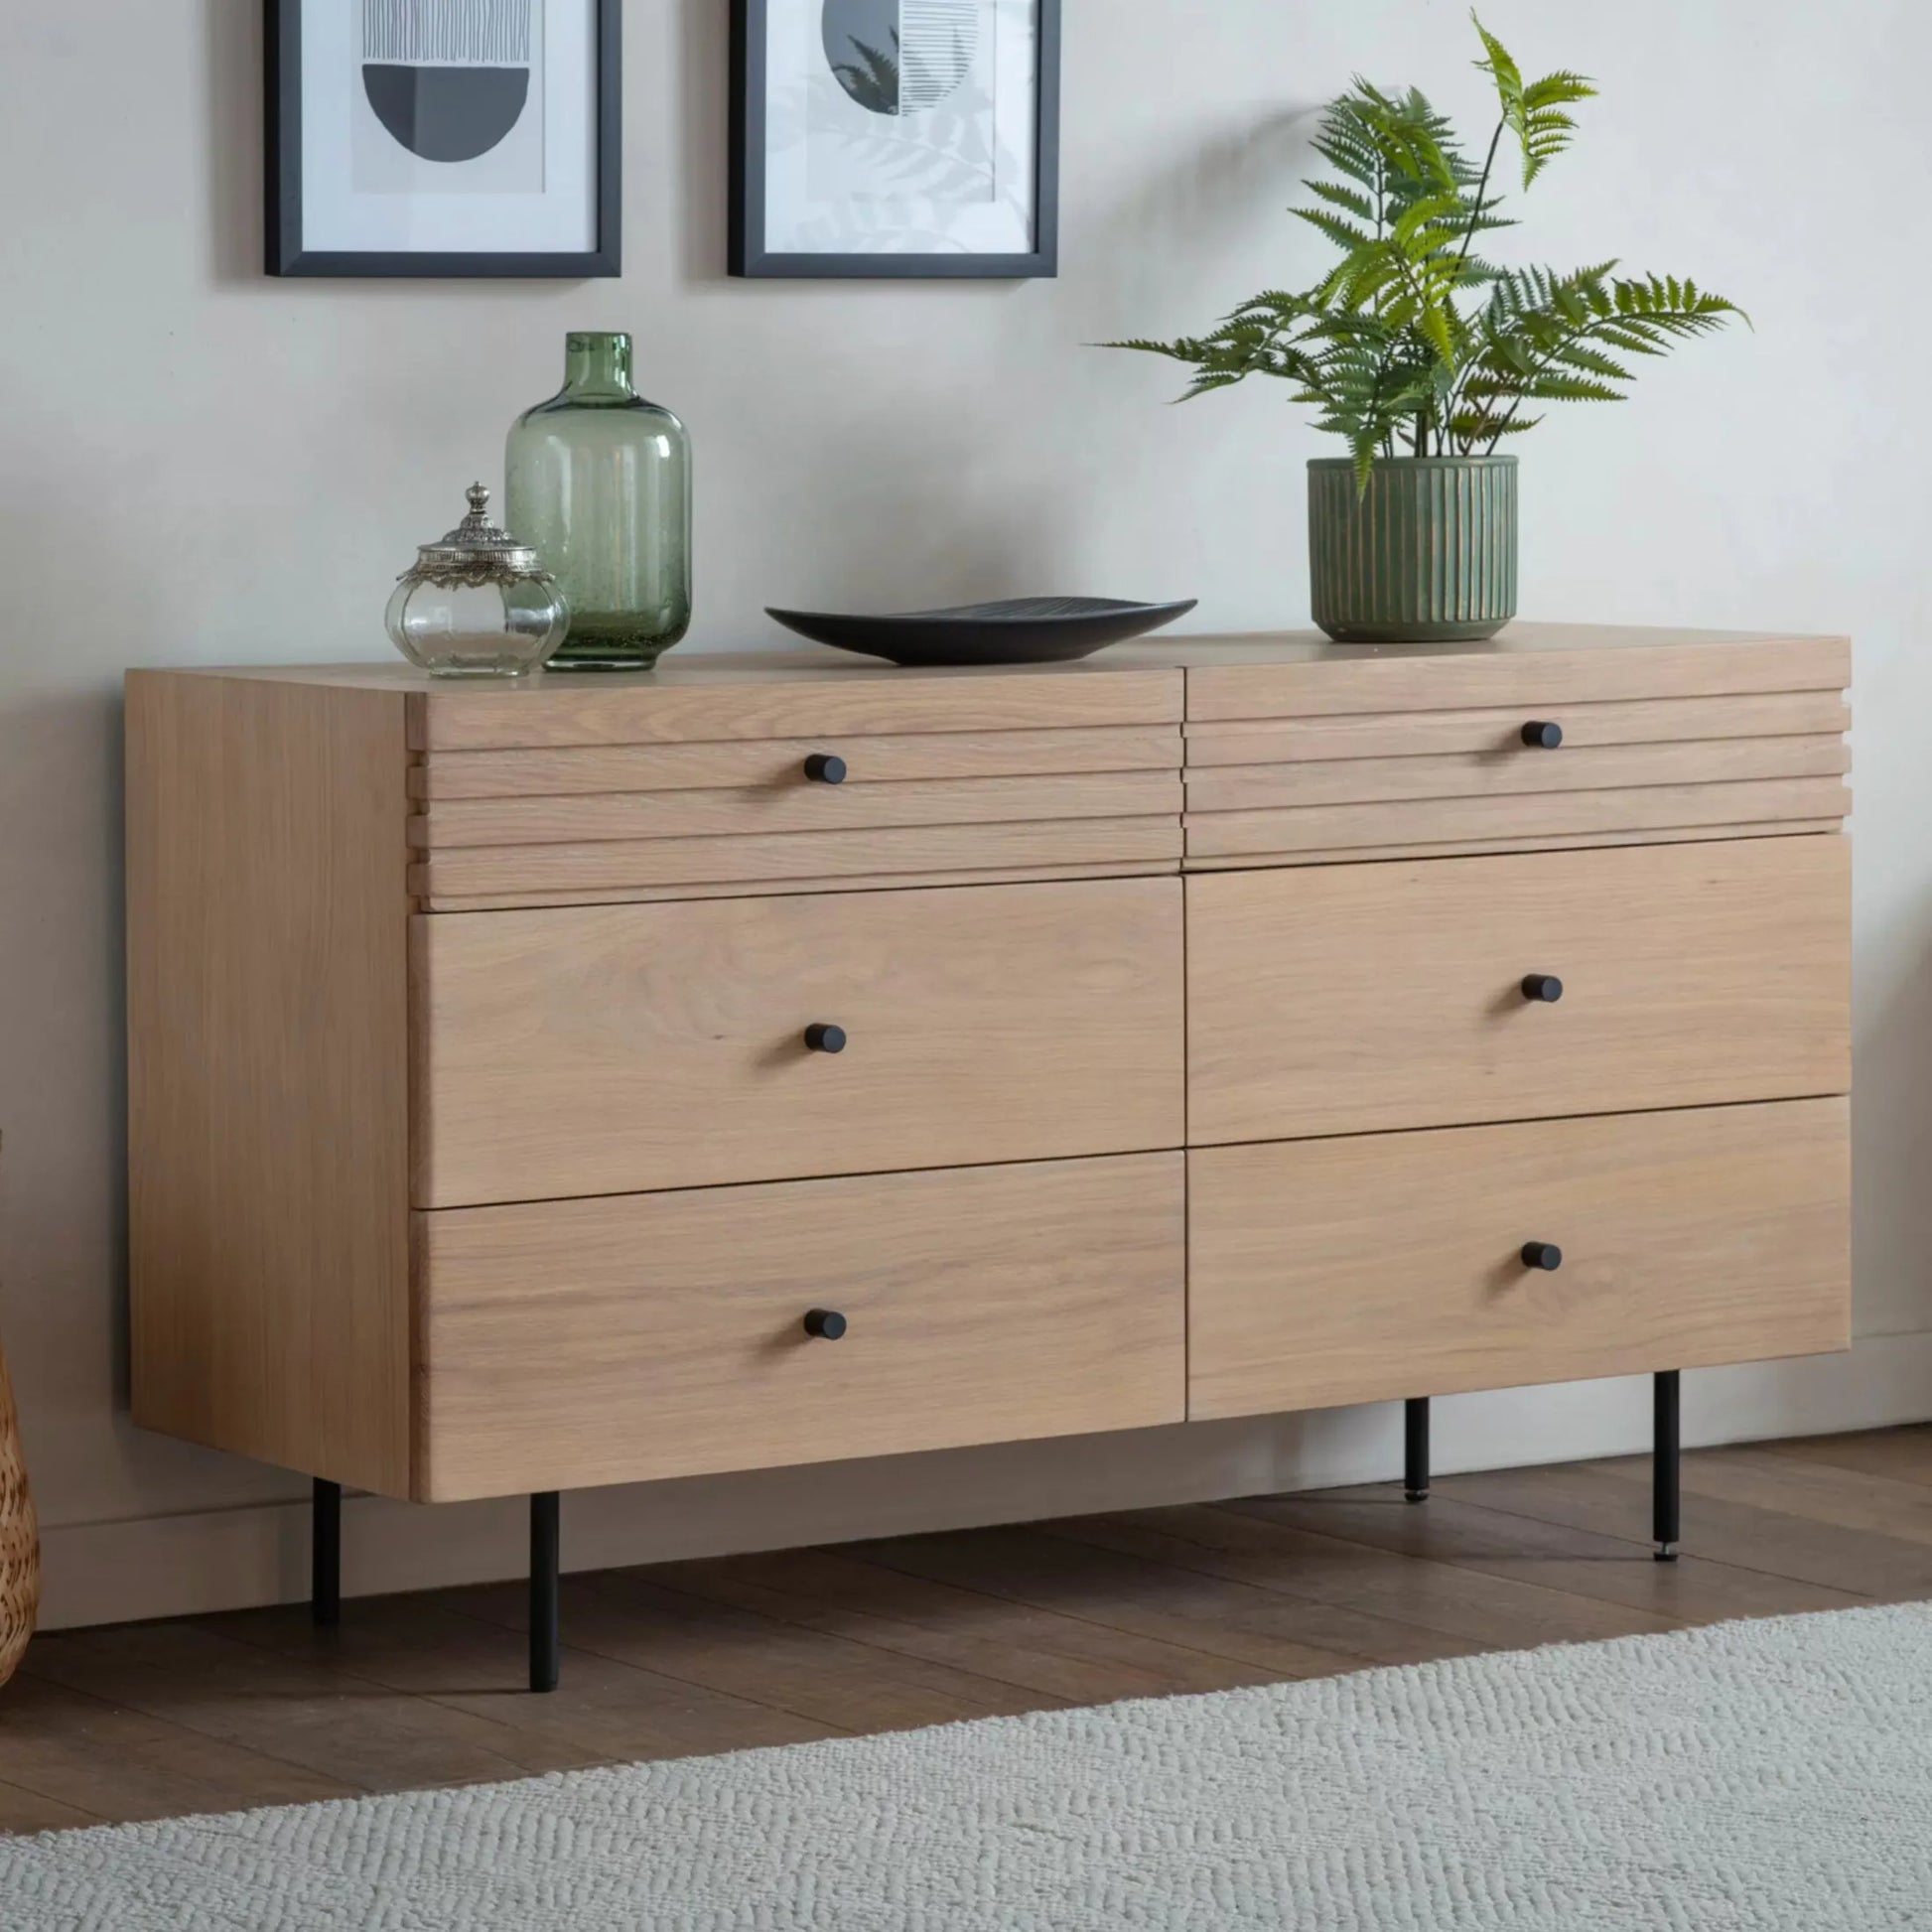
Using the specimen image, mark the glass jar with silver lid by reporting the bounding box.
[385,483,569,678]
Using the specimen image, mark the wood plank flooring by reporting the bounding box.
[4,1426,1929,1835]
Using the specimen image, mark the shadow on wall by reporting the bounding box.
[206,0,263,286]
[678,0,730,285]
[0,679,131,1426]
[1852,917,1932,1338]
[1068,104,1319,342]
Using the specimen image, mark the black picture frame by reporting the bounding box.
[265,0,622,279]
[730,0,1061,280]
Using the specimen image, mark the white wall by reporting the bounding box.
[3,1,1925,1630]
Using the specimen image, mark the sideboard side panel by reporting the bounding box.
[126,672,413,1495]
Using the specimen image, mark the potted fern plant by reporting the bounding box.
[1107,17,1741,643]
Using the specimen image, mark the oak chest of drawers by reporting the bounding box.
[125,623,1853,1688]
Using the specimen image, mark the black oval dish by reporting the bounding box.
[765,597,1199,668]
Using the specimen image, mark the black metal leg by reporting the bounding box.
[530,1492,561,1693]
[1404,1397,1431,1503]
[312,1479,342,1626]
[1653,1370,1681,1562]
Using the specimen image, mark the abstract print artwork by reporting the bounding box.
[732,0,1060,277]
[267,0,619,277]
[357,0,542,181]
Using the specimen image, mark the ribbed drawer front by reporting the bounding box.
[409,720,1184,907]
[412,725,1184,797]
[1184,690,1852,765]
[1182,633,1850,865]
[413,769,1179,852]
[415,1153,1186,1501]
[1184,630,1849,723]
[414,877,1185,1207]
[1187,835,1849,1146]
[410,664,1184,750]
[1188,1099,1850,1421]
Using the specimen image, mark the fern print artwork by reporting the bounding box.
[738,0,1055,273]
[813,0,995,206]
[1107,15,1741,488]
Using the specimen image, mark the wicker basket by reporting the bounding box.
[0,1317,36,1688]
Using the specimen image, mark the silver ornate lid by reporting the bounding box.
[400,483,555,591]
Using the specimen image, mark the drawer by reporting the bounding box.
[411,725,1184,798]
[411,770,1180,849]
[1186,732,1849,815]
[414,877,1184,1207]
[1185,690,1853,765]
[411,819,1183,907]
[1184,626,1849,723]
[416,1153,1186,1500]
[1188,835,1848,1146]
[1183,630,1849,864]
[409,661,1183,751]
[406,665,1184,906]
[1188,1099,1850,1421]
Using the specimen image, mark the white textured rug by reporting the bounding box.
[6,1602,1932,1930]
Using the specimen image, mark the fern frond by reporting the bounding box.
[1097,17,1737,477]
[1294,206,1377,254]
[1098,338,1207,361]
[1304,180,1378,225]
[1472,13,1596,185]
[1551,342,1634,382]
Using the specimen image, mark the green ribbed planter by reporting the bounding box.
[1309,455,1518,643]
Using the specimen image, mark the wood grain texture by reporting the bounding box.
[1040,1508,1679,1651]
[854,1524,1474,1673]
[1184,735,1848,813]
[21,1619,586,1796]
[415,1154,1186,1501]
[1757,1427,1932,1486]
[1183,691,1852,763]
[648,1546,1282,1705]
[1188,835,1849,1146]
[1181,820,1848,871]
[410,666,1184,751]
[413,727,1182,798]
[417,860,1175,913]
[1185,775,1851,862]
[221,1593,846,1765]
[414,878,1184,1206]
[410,815,1182,899]
[1435,1458,1932,1603]
[1185,632,1850,721]
[125,672,413,1495]
[1214,1490,1862,1624]
[411,771,1182,848]
[0,1671,354,1827]
[1188,1098,1851,1421]
[531,1572,1064,1733]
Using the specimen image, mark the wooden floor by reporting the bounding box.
[4,1425,1931,1836]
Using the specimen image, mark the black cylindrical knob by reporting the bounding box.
[803,754,848,784]
[1520,721,1564,749]
[804,1023,848,1054]
[1521,1242,1564,1272]
[1521,974,1565,1004]
[803,1309,848,1340]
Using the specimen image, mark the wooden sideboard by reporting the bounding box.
[125,624,1853,1690]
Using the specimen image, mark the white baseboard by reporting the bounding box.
[37,1330,1932,1632]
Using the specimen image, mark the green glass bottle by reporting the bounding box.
[505,332,692,670]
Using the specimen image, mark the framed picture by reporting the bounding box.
[731,0,1060,279]
[266,0,621,278]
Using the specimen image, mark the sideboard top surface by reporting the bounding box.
[158,621,1851,697]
